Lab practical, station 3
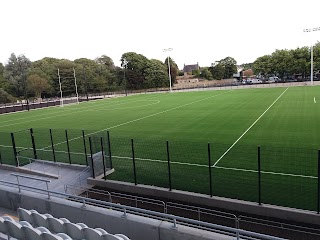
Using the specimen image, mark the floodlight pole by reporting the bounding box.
[73,68,79,104]
[163,48,173,93]
[57,68,64,107]
[303,27,320,85]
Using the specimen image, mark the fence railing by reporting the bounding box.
[0,179,285,240]
[1,128,320,213]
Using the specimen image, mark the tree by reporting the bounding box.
[200,68,213,80]
[210,63,224,80]
[0,88,15,103]
[27,74,51,98]
[3,53,31,98]
[144,59,168,88]
[95,55,115,69]
[219,57,237,79]
[253,55,272,77]
[121,52,149,89]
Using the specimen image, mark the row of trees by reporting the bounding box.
[252,42,320,79]
[0,53,178,103]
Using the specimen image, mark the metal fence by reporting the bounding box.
[1,128,319,213]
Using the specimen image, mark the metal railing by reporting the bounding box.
[0,179,285,240]
[64,185,320,239]
[64,185,166,213]
[10,173,51,199]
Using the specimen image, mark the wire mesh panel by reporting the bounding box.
[0,132,14,165]
[211,144,259,203]
[261,146,318,211]
[170,141,209,195]
[0,145,15,165]
[106,137,134,183]
[212,166,259,203]
[133,139,168,188]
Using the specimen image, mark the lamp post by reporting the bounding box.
[303,27,320,85]
[163,48,173,92]
[123,60,128,96]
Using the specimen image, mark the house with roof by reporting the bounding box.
[183,62,200,75]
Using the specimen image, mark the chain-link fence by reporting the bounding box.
[1,128,319,212]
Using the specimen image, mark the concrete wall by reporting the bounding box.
[0,185,232,240]
[88,178,320,227]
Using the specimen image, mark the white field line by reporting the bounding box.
[87,100,160,112]
[111,155,316,179]
[20,147,316,179]
[0,98,155,128]
[314,97,316,103]
[41,91,233,150]
[214,165,317,179]
[212,87,289,167]
[0,144,25,149]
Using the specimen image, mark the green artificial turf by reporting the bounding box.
[0,86,320,211]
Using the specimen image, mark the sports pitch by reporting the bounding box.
[0,86,320,211]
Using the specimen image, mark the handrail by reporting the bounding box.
[10,173,51,199]
[238,215,320,236]
[64,185,166,213]
[167,201,238,228]
[0,179,285,240]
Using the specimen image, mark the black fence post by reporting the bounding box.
[30,128,37,159]
[82,130,88,166]
[258,145,261,205]
[65,130,71,164]
[166,141,172,191]
[100,137,106,179]
[208,143,213,197]
[131,139,137,185]
[0,149,2,164]
[89,137,95,178]
[107,131,113,169]
[318,149,320,214]
[49,129,56,163]
[10,133,18,166]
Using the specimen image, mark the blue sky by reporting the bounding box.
[1,0,319,69]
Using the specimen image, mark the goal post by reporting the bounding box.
[57,68,80,107]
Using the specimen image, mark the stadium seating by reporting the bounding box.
[15,207,130,240]
[0,208,131,240]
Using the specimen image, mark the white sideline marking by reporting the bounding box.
[41,91,232,150]
[212,87,289,167]
[314,97,316,103]
[110,154,317,179]
[0,144,25,149]
[0,98,155,128]
[21,146,316,179]
[214,166,317,179]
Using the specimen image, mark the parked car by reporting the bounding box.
[247,78,263,84]
[268,77,280,83]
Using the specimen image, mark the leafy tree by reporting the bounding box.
[121,52,149,89]
[209,63,224,80]
[253,55,272,77]
[3,53,31,98]
[95,55,115,69]
[200,68,213,80]
[144,59,168,88]
[27,74,51,98]
[219,57,237,79]
[0,88,15,103]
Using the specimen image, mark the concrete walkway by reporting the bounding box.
[0,160,92,194]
